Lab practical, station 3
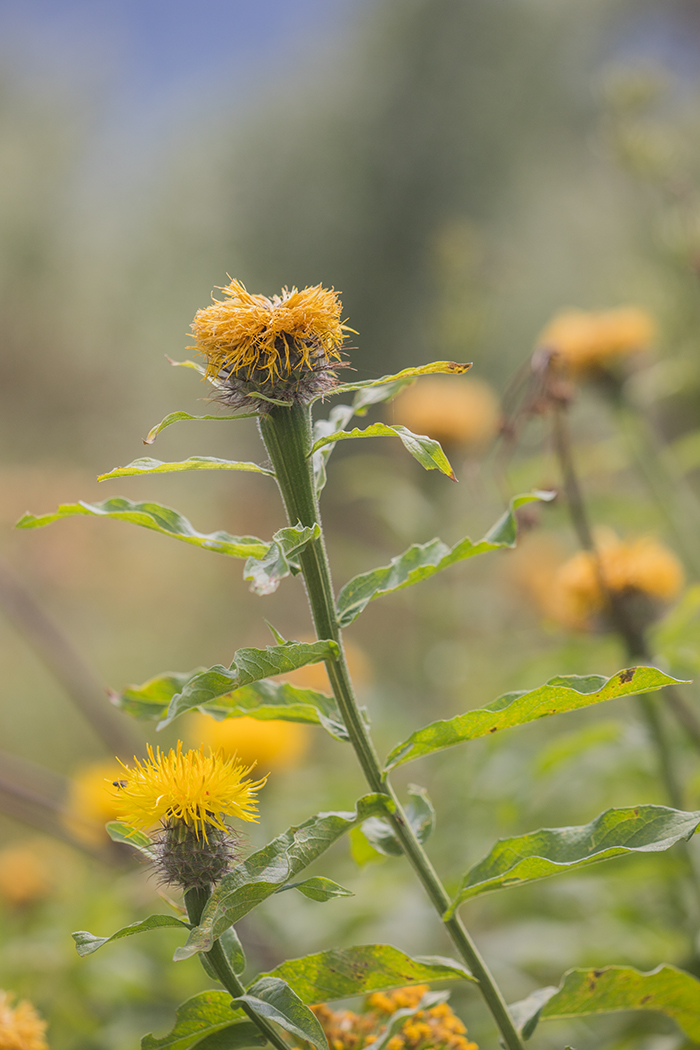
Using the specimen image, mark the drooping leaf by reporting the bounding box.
[176,795,392,959]
[337,492,553,627]
[325,361,472,398]
[244,524,320,595]
[16,499,267,560]
[312,404,356,496]
[446,805,700,915]
[140,991,249,1050]
[98,457,274,482]
[158,639,340,730]
[106,821,155,859]
[276,876,354,902]
[361,784,435,857]
[110,670,207,721]
[234,976,328,1050]
[145,410,257,444]
[200,927,246,982]
[260,945,474,1003]
[309,423,456,481]
[510,964,700,1042]
[384,666,685,772]
[351,380,416,414]
[73,914,190,957]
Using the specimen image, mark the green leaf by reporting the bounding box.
[446,805,700,915]
[312,404,356,496]
[260,945,474,1003]
[176,795,392,959]
[325,361,472,397]
[157,639,340,730]
[337,492,552,627]
[73,915,190,957]
[361,784,435,857]
[145,410,257,444]
[276,876,354,902]
[234,976,328,1050]
[244,524,320,596]
[110,670,207,722]
[106,821,155,858]
[200,927,246,982]
[190,1024,266,1050]
[98,457,274,481]
[16,499,267,559]
[351,379,416,415]
[140,991,249,1050]
[385,666,685,772]
[511,964,700,1042]
[310,423,456,481]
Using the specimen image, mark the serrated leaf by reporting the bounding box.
[234,976,328,1050]
[200,927,246,982]
[446,805,700,915]
[73,914,190,957]
[145,410,257,444]
[277,876,354,902]
[175,795,393,959]
[325,361,472,398]
[244,524,320,596]
[158,640,340,730]
[98,457,274,482]
[361,784,435,857]
[511,964,700,1042]
[260,944,474,1003]
[106,821,155,858]
[140,991,249,1050]
[337,492,552,627]
[385,666,685,772]
[110,670,207,721]
[310,423,456,480]
[16,499,267,559]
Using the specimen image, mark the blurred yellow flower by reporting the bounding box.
[63,760,124,847]
[111,743,265,841]
[538,307,655,376]
[0,845,51,909]
[0,991,47,1050]
[551,531,684,630]
[284,639,371,693]
[308,986,477,1050]
[393,377,500,448]
[190,715,310,772]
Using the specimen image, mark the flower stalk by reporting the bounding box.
[259,402,527,1050]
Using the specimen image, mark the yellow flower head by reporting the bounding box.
[0,845,51,909]
[190,715,309,772]
[0,991,48,1050]
[111,742,267,840]
[551,531,684,631]
[63,760,124,847]
[393,377,500,448]
[190,280,352,408]
[538,307,655,376]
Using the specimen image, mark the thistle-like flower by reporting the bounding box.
[190,279,353,409]
[112,743,266,889]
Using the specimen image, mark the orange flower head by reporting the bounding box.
[394,377,500,448]
[538,307,655,377]
[0,991,48,1050]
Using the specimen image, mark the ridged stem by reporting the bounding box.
[185,886,289,1050]
[259,402,526,1050]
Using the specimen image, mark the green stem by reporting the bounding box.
[259,403,526,1050]
[185,887,290,1050]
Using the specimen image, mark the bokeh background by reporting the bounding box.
[3,1,700,1048]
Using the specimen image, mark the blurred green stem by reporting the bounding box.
[260,402,526,1050]
[185,886,289,1050]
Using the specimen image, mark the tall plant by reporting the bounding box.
[18,280,700,1049]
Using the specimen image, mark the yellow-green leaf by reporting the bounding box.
[310,423,456,480]
[98,456,274,481]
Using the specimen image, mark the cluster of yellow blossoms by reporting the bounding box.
[537,307,655,377]
[0,991,47,1050]
[305,986,477,1050]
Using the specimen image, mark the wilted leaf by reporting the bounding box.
[260,945,474,1003]
[310,423,455,480]
[325,361,472,398]
[446,805,700,914]
[234,976,328,1050]
[16,499,267,559]
[200,927,246,982]
[140,991,249,1050]
[73,915,190,957]
[337,492,552,627]
[157,640,340,729]
[98,457,274,481]
[176,795,392,959]
[244,524,320,595]
[145,410,257,444]
[385,666,684,772]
